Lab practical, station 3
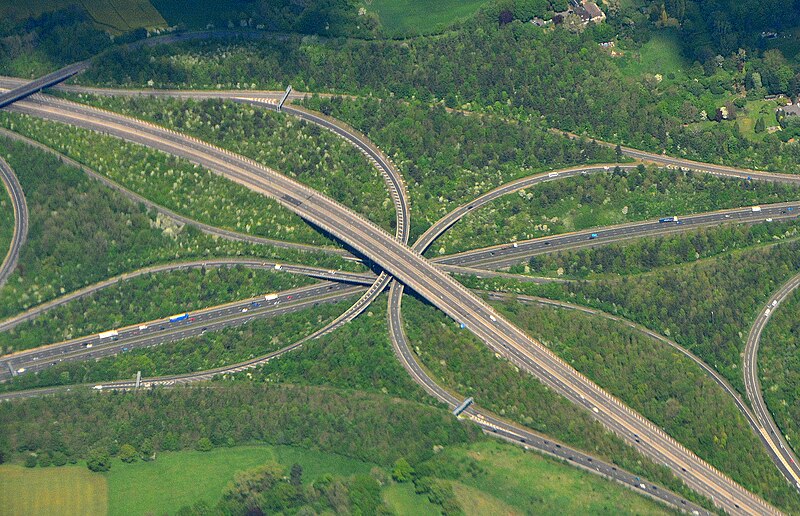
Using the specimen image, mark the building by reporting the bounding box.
[778,103,800,117]
[564,0,606,26]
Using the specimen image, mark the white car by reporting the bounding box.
[241,307,248,313]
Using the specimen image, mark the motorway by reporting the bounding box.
[0,281,364,380]
[437,202,800,270]
[0,257,373,334]
[0,93,781,512]
[744,273,800,490]
[0,156,27,288]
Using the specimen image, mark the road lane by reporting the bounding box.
[0,156,27,287]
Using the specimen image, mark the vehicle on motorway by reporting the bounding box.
[589,233,598,239]
[139,324,148,330]
[85,343,93,348]
[460,322,467,329]
[766,218,773,222]
[752,206,762,212]
[98,330,119,339]
[548,172,559,178]
[93,385,103,390]
[659,216,677,223]
[489,315,497,322]
[16,368,25,374]
[274,264,282,270]
[512,242,519,248]
[169,313,189,323]
[251,301,261,308]
[241,307,248,313]
[265,293,278,301]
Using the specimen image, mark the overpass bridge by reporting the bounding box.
[0,61,89,109]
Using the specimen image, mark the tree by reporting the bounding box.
[24,454,37,468]
[392,457,414,482]
[87,449,112,472]
[51,451,68,467]
[615,144,623,161]
[139,439,154,461]
[290,463,303,487]
[755,117,766,133]
[195,437,213,452]
[119,444,138,463]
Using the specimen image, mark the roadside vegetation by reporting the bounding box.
[0,112,332,246]
[494,297,800,511]
[434,165,800,255]
[300,96,621,238]
[0,137,354,321]
[522,218,800,278]
[0,266,313,353]
[400,295,712,510]
[69,95,395,233]
[0,296,360,393]
[758,287,800,450]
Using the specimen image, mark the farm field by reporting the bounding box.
[0,464,108,515]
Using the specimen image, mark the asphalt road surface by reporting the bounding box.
[744,273,800,490]
[0,156,27,288]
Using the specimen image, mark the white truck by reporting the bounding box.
[751,206,762,212]
[98,330,119,339]
[265,293,279,301]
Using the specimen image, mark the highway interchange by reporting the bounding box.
[0,71,799,513]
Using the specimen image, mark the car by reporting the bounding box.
[201,327,207,333]
[122,347,129,352]
[139,324,148,330]
[241,307,248,313]
[512,242,518,248]
[766,218,773,222]
[287,295,293,300]
[544,241,551,245]
[85,343,93,349]
[589,233,598,239]
[16,368,25,374]
[725,214,731,218]
[189,317,196,322]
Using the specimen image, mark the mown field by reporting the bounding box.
[0,464,107,515]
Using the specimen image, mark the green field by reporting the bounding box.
[0,464,108,515]
[0,0,166,33]
[106,445,375,515]
[618,32,687,81]
[424,441,673,514]
[367,0,489,36]
[2,441,675,515]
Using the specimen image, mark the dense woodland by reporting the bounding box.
[0,383,479,469]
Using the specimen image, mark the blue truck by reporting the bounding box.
[659,216,678,223]
[169,313,189,323]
